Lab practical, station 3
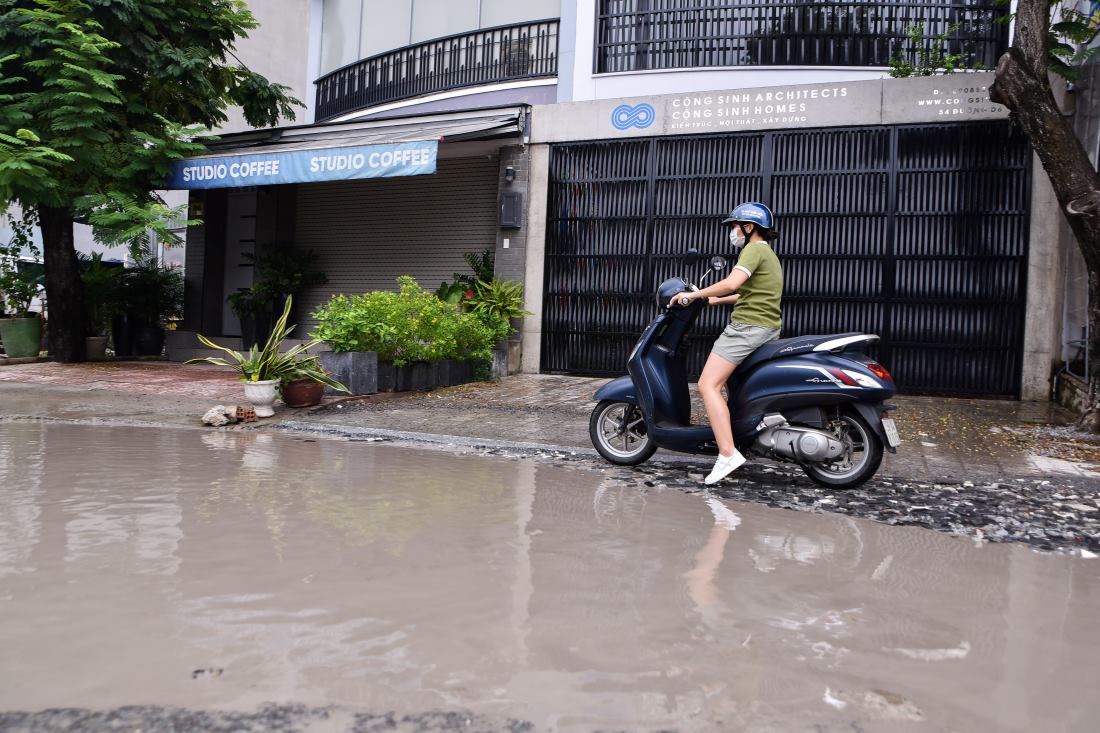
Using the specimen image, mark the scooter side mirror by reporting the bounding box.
[684,248,700,266]
[710,256,727,270]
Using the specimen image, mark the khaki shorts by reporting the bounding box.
[711,321,781,365]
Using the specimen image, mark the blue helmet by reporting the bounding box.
[721,202,775,230]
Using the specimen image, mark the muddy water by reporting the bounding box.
[1,423,1098,732]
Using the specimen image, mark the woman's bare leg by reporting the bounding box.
[698,352,739,457]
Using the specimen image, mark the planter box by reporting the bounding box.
[491,340,522,379]
[382,359,477,392]
[318,350,379,395]
[437,359,475,387]
[319,352,480,394]
[396,361,432,392]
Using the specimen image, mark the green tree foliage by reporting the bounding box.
[0,0,300,360]
[994,0,1100,81]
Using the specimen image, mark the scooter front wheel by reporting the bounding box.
[590,400,657,466]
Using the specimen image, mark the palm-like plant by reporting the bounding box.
[468,279,532,322]
[186,295,348,393]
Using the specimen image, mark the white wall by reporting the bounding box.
[220,0,316,133]
[0,205,130,263]
[319,0,561,75]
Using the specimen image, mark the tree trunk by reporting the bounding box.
[990,41,1100,426]
[37,205,85,363]
[989,50,1100,266]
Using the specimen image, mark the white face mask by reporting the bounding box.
[729,228,746,250]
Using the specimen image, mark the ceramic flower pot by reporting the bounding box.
[0,317,42,358]
[281,378,324,408]
[243,379,279,417]
[133,325,165,356]
[85,336,108,360]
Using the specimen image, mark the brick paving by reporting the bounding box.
[0,360,243,401]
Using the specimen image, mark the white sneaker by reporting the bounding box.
[704,450,747,485]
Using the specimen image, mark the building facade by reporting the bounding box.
[173,0,1073,401]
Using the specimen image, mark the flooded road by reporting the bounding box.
[1,423,1099,732]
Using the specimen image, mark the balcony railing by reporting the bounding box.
[315,19,559,122]
[596,1,1009,73]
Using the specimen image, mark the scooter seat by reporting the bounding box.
[736,332,865,374]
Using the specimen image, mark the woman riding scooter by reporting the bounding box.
[668,202,783,485]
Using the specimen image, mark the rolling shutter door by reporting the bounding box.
[293,155,499,331]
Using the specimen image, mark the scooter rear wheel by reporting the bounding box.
[590,400,657,466]
[800,410,883,489]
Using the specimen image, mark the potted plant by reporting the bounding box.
[434,246,493,307]
[466,278,531,378]
[0,235,43,359]
[228,246,328,349]
[187,295,348,416]
[280,358,333,408]
[80,252,121,360]
[119,252,184,356]
[250,246,328,313]
[228,285,274,351]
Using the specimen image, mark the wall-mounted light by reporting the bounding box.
[504,166,515,184]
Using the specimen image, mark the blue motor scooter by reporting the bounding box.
[589,252,899,488]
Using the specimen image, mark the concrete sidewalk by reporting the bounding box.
[0,360,1095,484]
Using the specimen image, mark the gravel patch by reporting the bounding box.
[0,705,535,733]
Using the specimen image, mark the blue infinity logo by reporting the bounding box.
[611,103,656,130]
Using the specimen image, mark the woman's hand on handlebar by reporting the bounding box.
[668,291,694,308]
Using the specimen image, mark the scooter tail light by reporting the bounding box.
[829,369,858,386]
[866,362,893,382]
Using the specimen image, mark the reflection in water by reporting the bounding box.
[749,531,837,573]
[0,423,44,580]
[1,423,1099,732]
[684,497,739,612]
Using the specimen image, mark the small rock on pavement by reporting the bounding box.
[201,405,238,427]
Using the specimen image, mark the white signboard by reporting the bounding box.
[531,73,1007,143]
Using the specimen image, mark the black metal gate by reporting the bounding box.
[542,121,1031,397]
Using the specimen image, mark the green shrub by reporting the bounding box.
[311,276,500,366]
[435,281,473,307]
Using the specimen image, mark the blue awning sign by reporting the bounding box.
[166,140,438,189]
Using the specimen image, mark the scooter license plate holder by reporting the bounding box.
[881,417,901,447]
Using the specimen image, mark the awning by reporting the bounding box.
[166,107,525,190]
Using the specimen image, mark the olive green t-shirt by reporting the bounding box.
[731,241,783,330]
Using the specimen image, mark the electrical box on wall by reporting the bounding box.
[500,192,522,229]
